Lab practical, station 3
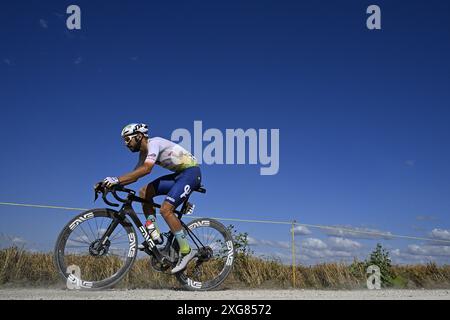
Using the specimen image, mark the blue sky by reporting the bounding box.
[1,0,450,265]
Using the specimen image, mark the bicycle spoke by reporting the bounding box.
[71,229,91,245]
[112,240,131,245]
[78,224,93,244]
[208,231,220,246]
[86,219,98,241]
[110,229,126,240]
[98,217,105,238]
[97,218,109,239]
[110,230,126,241]
[94,216,100,239]
[67,238,90,245]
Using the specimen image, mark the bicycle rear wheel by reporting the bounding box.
[54,208,137,290]
[176,218,235,291]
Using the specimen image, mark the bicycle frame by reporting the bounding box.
[95,186,207,266]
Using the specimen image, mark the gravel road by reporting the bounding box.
[1,288,449,300]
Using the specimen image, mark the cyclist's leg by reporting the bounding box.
[139,173,176,219]
[139,184,156,219]
[160,167,202,253]
[139,173,177,241]
[165,166,202,210]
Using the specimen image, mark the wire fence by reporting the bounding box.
[1,201,450,287]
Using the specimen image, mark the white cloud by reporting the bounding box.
[391,252,430,264]
[301,247,355,259]
[385,246,450,265]
[323,249,354,258]
[406,244,450,257]
[301,248,327,258]
[301,238,327,250]
[295,237,364,262]
[12,237,27,244]
[39,19,48,29]
[292,225,312,236]
[430,229,450,241]
[263,240,290,249]
[247,236,258,245]
[0,233,28,248]
[293,251,351,266]
[247,236,290,249]
[327,237,362,251]
[324,225,394,240]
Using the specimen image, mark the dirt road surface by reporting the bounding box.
[1,288,449,300]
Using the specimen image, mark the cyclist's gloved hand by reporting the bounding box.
[103,177,120,188]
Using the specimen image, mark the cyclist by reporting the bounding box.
[102,123,201,273]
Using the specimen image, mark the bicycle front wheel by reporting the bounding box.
[54,208,137,290]
[176,218,235,291]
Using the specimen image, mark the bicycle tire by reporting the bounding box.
[176,218,235,291]
[54,208,137,290]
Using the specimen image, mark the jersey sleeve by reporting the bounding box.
[145,140,160,164]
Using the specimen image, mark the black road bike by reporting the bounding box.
[54,184,235,291]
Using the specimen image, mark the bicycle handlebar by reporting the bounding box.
[94,183,144,207]
[94,182,135,207]
[112,185,135,201]
[94,181,205,208]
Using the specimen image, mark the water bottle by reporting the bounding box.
[145,217,162,244]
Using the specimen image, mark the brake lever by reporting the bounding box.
[94,182,103,202]
[93,182,119,207]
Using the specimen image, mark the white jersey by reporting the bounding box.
[145,137,198,172]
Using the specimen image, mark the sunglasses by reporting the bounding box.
[123,134,138,144]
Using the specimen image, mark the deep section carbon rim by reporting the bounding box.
[176,218,235,291]
[54,209,137,289]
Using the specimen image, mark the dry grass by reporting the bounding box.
[1,247,450,289]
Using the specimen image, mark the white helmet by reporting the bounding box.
[121,123,149,138]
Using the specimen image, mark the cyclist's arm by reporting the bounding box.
[118,160,155,186]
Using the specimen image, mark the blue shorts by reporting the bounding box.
[149,166,202,208]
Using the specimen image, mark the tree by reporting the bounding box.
[365,243,394,287]
[226,224,253,256]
